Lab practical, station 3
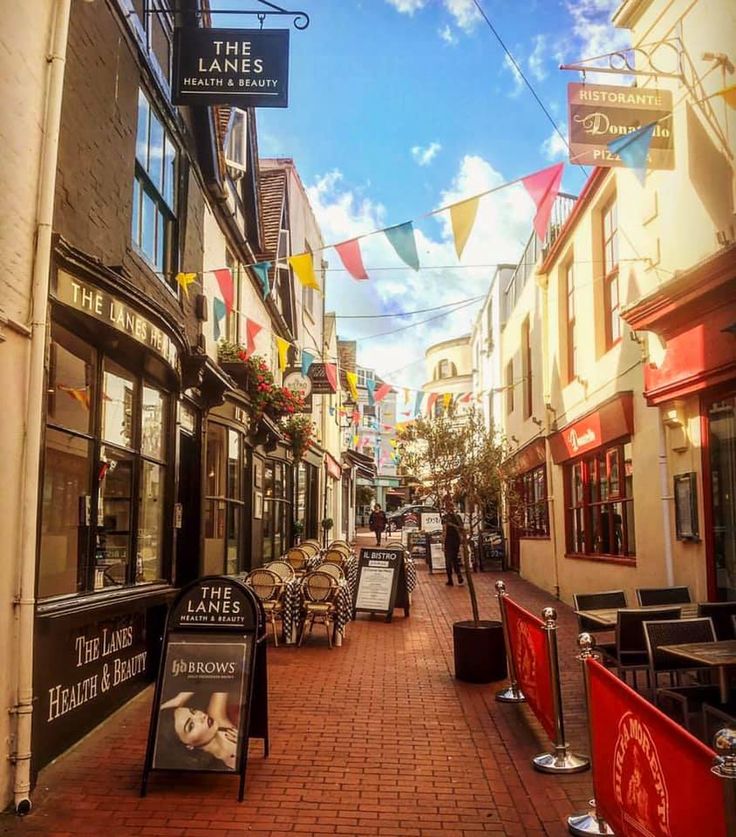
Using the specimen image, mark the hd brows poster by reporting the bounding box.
[173,28,289,107]
[152,634,252,773]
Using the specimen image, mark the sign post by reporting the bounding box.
[141,576,268,801]
[354,547,407,622]
[421,512,445,574]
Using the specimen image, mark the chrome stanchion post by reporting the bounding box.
[533,608,590,774]
[494,580,525,703]
[712,727,736,837]
[568,633,614,836]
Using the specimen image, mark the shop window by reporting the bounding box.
[602,198,621,349]
[132,89,177,284]
[565,440,635,560]
[435,359,457,380]
[204,424,244,576]
[39,323,170,599]
[263,460,290,561]
[225,109,248,174]
[515,465,549,538]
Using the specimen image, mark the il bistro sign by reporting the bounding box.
[173,28,289,107]
[568,82,674,169]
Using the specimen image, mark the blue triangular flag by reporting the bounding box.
[366,379,376,406]
[252,261,271,298]
[213,297,227,341]
[608,122,656,185]
[301,350,315,376]
[414,391,425,416]
[329,406,335,416]
[384,221,420,271]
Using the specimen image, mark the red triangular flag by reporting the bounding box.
[374,383,392,403]
[334,239,368,281]
[324,363,338,392]
[426,393,439,414]
[214,268,234,314]
[460,392,472,403]
[352,409,361,425]
[245,318,262,358]
[521,163,564,242]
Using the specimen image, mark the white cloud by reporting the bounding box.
[386,0,481,36]
[384,0,426,13]
[528,34,548,81]
[563,0,631,81]
[541,124,568,161]
[411,142,442,166]
[306,156,535,390]
[502,54,524,97]
[438,24,457,45]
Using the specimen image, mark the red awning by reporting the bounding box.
[325,452,342,480]
[548,391,634,464]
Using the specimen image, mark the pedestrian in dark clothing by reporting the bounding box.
[442,497,464,586]
[368,504,387,545]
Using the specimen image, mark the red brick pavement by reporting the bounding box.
[2,534,594,836]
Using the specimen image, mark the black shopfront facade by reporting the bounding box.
[32,251,196,771]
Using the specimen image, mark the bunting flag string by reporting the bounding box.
[384,222,420,271]
[442,393,453,411]
[413,391,425,416]
[366,379,376,406]
[449,196,480,259]
[521,162,564,242]
[301,350,315,376]
[334,239,369,281]
[252,261,272,298]
[214,268,235,314]
[607,122,656,186]
[288,252,321,290]
[426,393,439,414]
[345,371,359,401]
[275,336,290,372]
[324,363,338,392]
[245,318,262,358]
[373,382,393,403]
[212,297,227,341]
[175,272,197,299]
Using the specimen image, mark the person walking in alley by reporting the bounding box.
[368,503,387,545]
[442,496,464,586]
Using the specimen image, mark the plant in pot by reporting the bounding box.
[320,517,334,549]
[282,413,316,462]
[293,520,305,545]
[397,404,514,683]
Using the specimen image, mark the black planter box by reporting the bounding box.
[453,619,507,683]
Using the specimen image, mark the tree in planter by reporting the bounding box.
[398,405,515,681]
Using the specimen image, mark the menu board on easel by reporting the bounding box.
[354,547,404,622]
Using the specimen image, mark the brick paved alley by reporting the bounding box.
[2,535,593,836]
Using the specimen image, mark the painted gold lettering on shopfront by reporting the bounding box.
[55,271,178,370]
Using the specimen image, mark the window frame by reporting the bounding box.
[522,317,532,420]
[565,257,577,382]
[514,464,550,539]
[564,438,636,563]
[601,197,621,350]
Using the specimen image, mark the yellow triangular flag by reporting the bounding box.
[443,392,453,410]
[715,84,736,109]
[449,196,479,259]
[275,336,290,372]
[345,370,359,401]
[288,253,320,290]
[176,272,197,299]
[403,387,410,404]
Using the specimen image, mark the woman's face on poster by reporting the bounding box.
[174,707,217,748]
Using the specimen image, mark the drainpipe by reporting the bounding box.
[13,0,72,814]
[658,412,675,586]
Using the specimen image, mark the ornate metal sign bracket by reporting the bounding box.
[560,38,684,80]
[144,0,310,30]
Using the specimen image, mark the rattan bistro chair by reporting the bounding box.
[299,571,338,648]
[611,607,682,689]
[285,547,310,574]
[265,560,295,583]
[644,617,718,734]
[697,602,736,640]
[636,586,692,606]
[322,549,348,569]
[246,569,284,646]
[317,561,345,584]
[327,542,351,557]
[299,541,320,557]
[329,539,351,550]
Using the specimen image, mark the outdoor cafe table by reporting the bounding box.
[575,602,700,631]
[659,639,736,703]
[281,570,356,647]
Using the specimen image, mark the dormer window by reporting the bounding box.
[225,109,248,176]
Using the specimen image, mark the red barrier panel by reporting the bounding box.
[503,596,555,740]
[587,657,726,837]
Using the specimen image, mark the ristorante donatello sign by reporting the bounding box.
[173,28,289,107]
[568,82,674,169]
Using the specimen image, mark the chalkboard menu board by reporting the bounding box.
[354,547,404,621]
[141,576,268,801]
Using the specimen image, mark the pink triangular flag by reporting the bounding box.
[214,268,234,314]
[245,318,262,358]
[334,239,368,281]
[521,163,564,242]
[324,363,338,392]
[374,383,392,403]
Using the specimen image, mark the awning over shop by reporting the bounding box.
[342,449,376,481]
[504,437,546,476]
[548,391,634,464]
[325,452,343,480]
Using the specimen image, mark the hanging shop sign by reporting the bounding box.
[141,576,268,801]
[283,368,313,412]
[549,391,634,463]
[308,363,338,394]
[567,83,674,169]
[54,270,178,370]
[172,28,289,107]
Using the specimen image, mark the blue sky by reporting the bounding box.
[216,0,630,389]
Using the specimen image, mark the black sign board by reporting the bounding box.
[308,362,338,394]
[283,367,313,412]
[354,547,405,622]
[172,28,289,107]
[142,576,267,801]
